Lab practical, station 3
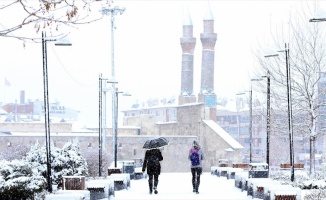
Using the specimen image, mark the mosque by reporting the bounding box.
[121,5,244,172]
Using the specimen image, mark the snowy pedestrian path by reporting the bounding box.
[113,172,257,200]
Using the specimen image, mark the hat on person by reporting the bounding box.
[193,140,200,148]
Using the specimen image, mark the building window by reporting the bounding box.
[240,127,248,135]
[253,127,260,135]
[240,116,250,123]
[253,138,261,147]
[133,149,136,156]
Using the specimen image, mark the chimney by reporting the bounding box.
[20,90,25,104]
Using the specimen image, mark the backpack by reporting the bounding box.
[190,149,200,166]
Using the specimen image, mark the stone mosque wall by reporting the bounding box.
[0,133,198,173]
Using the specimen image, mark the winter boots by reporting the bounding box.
[193,183,199,194]
[149,184,158,194]
[149,187,158,194]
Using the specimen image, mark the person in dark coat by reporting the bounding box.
[142,148,163,194]
[188,140,205,194]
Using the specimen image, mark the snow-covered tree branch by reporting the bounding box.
[0,0,111,41]
[253,1,326,176]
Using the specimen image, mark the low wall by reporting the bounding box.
[0,122,73,132]
[0,133,197,173]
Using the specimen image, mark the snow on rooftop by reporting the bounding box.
[9,132,98,137]
[202,120,243,149]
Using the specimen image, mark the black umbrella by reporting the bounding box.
[143,137,169,149]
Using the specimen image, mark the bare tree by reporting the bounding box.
[81,147,110,177]
[253,1,326,177]
[0,0,111,41]
[0,144,29,161]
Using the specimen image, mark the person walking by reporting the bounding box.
[142,148,163,194]
[188,140,205,194]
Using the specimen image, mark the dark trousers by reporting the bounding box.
[148,174,159,191]
[191,167,202,191]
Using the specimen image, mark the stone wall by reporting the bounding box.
[156,122,178,136]
[0,133,197,173]
[0,122,73,132]
[124,115,156,135]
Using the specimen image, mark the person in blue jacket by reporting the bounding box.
[188,140,205,194]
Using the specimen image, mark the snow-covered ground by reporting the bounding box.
[112,172,259,200]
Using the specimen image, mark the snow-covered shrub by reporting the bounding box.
[0,159,46,199]
[301,180,314,189]
[25,142,47,178]
[304,189,326,200]
[270,171,291,184]
[313,180,326,189]
[313,171,326,180]
[270,170,326,190]
[52,139,88,188]
[25,139,88,188]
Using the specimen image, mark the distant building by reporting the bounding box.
[1,90,79,123]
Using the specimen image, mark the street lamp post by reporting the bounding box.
[263,72,271,169]
[114,88,119,168]
[42,31,52,193]
[99,74,102,177]
[236,88,252,163]
[98,74,107,176]
[114,89,131,166]
[265,43,294,181]
[42,31,71,192]
[252,73,271,175]
[249,88,252,163]
[101,5,125,168]
[235,97,241,142]
[107,80,130,168]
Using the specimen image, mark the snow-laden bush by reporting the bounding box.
[25,139,88,188]
[51,140,88,188]
[304,189,326,200]
[313,171,326,180]
[0,159,46,199]
[270,170,326,190]
[270,171,291,184]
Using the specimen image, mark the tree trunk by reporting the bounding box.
[309,136,316,178]
[313,138,316,175]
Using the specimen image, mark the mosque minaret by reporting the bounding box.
[179,8,197,105]
[198,4,217,120]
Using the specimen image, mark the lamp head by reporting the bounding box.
[310,9,326,22]
[55,36,72,46]
[107,76,118,84]
[264,49,279,58]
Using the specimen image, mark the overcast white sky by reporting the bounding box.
[0,0,324,127]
